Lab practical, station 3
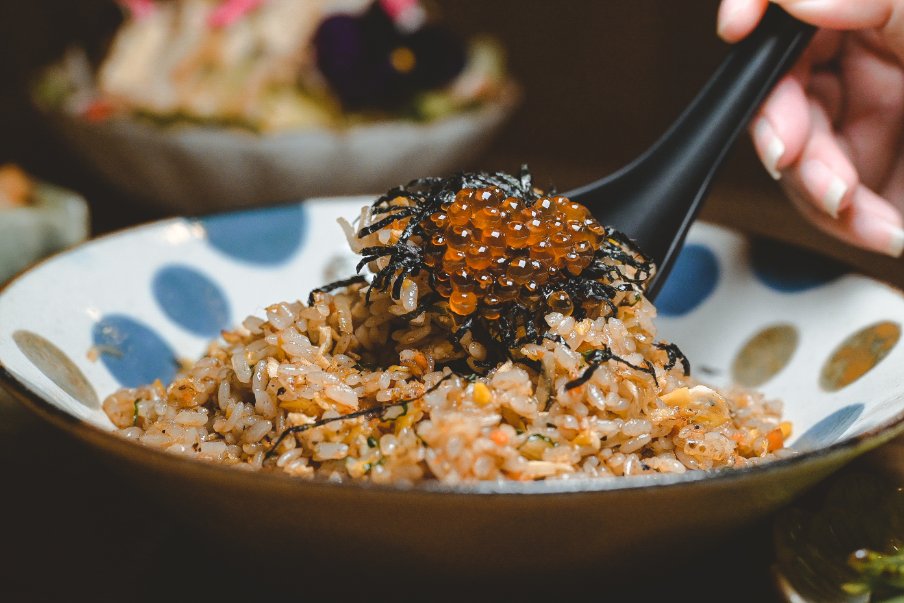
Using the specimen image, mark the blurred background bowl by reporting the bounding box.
[0,180,90,283]
[40,85,518,213]
[27,0,520,215]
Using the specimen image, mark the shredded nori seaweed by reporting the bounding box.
[307,275,368,305]
[265,373,453,460]
[349,166,662,368]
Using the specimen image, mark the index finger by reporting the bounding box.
[718,0,769,42]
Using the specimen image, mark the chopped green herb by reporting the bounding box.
[382,403,408,421]
[526,434,555,446]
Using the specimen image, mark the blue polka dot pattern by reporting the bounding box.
[152,264,231,337]
[199,203,307,265]
[793,404,864,452]
[750,237,846,292]
[92,315,178,387]
[656,244,720,317]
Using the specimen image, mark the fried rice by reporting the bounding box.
[102,194,793,485]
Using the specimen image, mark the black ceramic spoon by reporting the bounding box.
[566,5,815,299]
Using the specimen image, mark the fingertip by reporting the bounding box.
[717,0,768,42]
[768,95,858,220]
[799,159,851,218]
[756,76,812,170]
[750,116,785,180]
[786,184,904,258]
[845,209,904,258]
[890,228,904,258]
[846,187,904,257]
[774,0,897,31]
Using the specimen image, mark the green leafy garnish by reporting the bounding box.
[774,472,904,602]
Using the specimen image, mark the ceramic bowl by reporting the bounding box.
[42,89,517,214]
[1,197,903,576]
[0,182,90,284]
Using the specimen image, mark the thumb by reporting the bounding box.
[719,0,904,43]
[774,0,904,69]
[774,0,901,30]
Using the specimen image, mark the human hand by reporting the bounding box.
[718,0,904,257]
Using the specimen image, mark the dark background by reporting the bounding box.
[0,1,731,180]
[2,0,901,282]
[0,0,746,202]
[0,2,902,601]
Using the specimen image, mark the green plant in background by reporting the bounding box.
[846,547,904,600]
[774,471,904,602]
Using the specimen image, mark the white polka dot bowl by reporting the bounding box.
[1,196,903,578]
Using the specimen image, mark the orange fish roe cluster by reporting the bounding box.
[418,187,606,317]
[355,168,654,356]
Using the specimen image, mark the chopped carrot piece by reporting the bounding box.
[489,429,508,446]
[766,428,784,452]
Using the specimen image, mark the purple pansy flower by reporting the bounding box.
[314,1,466,111]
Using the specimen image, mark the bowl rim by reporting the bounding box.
[2,200,904,497]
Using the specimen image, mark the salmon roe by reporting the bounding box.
[418,187,605,316]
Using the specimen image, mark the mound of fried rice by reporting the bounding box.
[102,204,793,484]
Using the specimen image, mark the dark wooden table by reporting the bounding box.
[3,389,900,603]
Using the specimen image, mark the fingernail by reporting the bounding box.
[851,211,904,257]
[753,117,784,180]
[872,223,904,258]
[889,226,904,257]
[800,159,847,218]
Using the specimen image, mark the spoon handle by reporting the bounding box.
[569,6,815,297]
